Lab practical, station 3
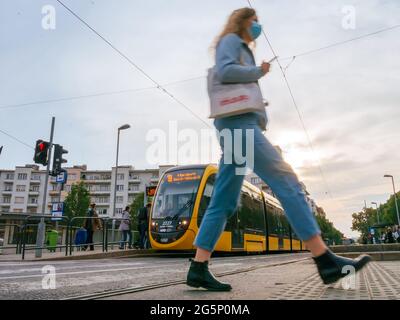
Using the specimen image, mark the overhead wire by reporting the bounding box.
[55,0,212,129]
[247,0,333,198]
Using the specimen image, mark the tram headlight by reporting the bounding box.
[177,220,189,230]
[151,221,158,231]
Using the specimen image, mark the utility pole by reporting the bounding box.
[35,117,55,258]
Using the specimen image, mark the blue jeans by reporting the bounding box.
[119,230,131,249]
[193,113,321,252]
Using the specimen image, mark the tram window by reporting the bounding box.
[237,191,264,233]
[197,174,216,226]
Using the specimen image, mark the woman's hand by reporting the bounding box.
[261,61,271,75]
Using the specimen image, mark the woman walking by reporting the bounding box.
[186,7,371,291]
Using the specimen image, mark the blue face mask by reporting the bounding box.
[249,21,262,40]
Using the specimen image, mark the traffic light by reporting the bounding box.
[52,144,68,175]
[33,140,50,166]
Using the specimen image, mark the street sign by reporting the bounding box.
[56,171,68,184]
[51,202,64,221]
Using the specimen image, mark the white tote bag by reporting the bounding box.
[207,66,266,119]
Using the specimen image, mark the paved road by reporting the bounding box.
[104,259,400,300]
[0,253,310,300]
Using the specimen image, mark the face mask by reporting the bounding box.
[249,21,262,40]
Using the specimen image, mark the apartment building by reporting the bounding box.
[0,164,173,217]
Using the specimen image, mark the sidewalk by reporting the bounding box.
[0,247,156,262]
[104,259,400,300]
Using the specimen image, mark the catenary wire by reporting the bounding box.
[247,0,333,198]
[0,129,34,150]
[0,76,204,111]
[55,0,212,128]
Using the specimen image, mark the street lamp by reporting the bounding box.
[371,202,380,224]
[112,124,131,217]
[110,124,130,249]
[384,174,400,226]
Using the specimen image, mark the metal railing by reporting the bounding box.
[21,215,70,260]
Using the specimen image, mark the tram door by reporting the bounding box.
[230,210,244,249]
[276,215,284,250]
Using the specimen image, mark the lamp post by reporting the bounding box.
[371,202,380,224]
[111,124,130,248]
[384,174,400,226]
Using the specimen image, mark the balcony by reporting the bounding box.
[27,202,38,207]
[2,189,13,194]
[28,190,40,195]
[129,176,141,182]
[150,177,159,183]
[89,189,111,195]
[30,179,41,184]
[128,189,140,194]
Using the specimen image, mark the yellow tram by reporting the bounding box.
[149,164,303,253]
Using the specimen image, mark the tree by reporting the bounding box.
[315,209,344,245]
[64,181,90,223]
[129,192,144,231]
[351,191,400,243]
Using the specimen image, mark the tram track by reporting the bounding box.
[63,256,309,300]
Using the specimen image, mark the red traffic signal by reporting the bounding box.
[34,140,50,166]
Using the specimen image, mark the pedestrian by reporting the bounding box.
[391,226,399,243]
[186,7,371,291]
[138,203,151,249]
[83,203,102,251]
[396,226,400,243]
[119,206,132,249]
[386,227,394,244]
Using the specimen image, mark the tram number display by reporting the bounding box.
[165,171,201,183]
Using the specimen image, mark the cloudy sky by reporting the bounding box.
[1,0,399,237]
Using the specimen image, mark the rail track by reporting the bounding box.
[63,256,309,300]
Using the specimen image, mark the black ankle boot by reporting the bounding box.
[313,249,372,285]
[186,259,232,291]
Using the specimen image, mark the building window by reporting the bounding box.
[50,197,59,203]
[4,185,13,192]
[64,185,71,192]
[129,174,139,180]
[3,197,11,203]
[116,185,124,191]
[5,173,14,180]
[116,208,123,215]
[15,197,24,204]
[117,174,124,180]
[17,173,27,180]
[69,174,77,181]
[31,174,41,181]
[251,177,262,185]
[29,185,40,192]
[28,208,37,213]
[129,185,139,191]
[29,198,38,204]
[116,196,123,203]
[97,208,107,215]
[13,209,23,213]
[16,185,26,192]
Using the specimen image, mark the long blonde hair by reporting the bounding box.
[212,7,256,50]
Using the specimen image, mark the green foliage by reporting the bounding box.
[64,181,91,222]
[129,192,144,231]
[315,212,344,245]
[351,191,400,242]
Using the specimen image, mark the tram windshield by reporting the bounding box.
[152,169,204,220]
